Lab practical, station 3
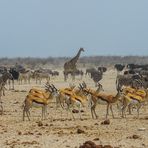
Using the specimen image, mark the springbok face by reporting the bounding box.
[46,84,60,97]
[83,88,90,96]
[97,83,104,91]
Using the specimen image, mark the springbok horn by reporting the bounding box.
[51,84,58,91]
[82,81,87,87]
[79,83,82,88]
[80,83,84,89]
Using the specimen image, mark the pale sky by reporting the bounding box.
[0,0,148,57]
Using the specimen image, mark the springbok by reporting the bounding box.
[51,84,85,120]
[121,86,147,118]
[81,82,122,119]
[23,83,58,121]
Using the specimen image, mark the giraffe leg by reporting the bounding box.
[72,72,75,81]
[64,72,67,81]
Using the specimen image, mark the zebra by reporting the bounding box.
[116,74,142,91]
[0,72,13,114]
[90,69,103,87]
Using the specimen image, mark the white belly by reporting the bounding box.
[97,99,107,105]
[32,102,45,108]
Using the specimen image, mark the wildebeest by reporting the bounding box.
[51,71,59,76]
[85,68,96,76]
[8,68,20,89]
[124,70,136,75]
[114,64,125,72]
[98,66,107,73]
[127,64,148,70]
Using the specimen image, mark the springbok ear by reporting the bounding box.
[98,83,104,90]
[51,84,58,91]
[45,81,50,87]
[45,84,50,90]
[78,84,81,90]
[80,84,84,89]
[51,84,55,90]
[82,81,87,88]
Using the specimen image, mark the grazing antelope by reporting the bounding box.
[23,83,57,121]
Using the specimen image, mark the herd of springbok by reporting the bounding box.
[21,79,148,121]
[0,63,148,122]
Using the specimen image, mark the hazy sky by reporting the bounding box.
[0,0,148,57]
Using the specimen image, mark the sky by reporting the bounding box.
[0,0,148,57]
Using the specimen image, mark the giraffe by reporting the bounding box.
[63,48,84,81]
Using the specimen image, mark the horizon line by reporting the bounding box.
[0,54,148,59]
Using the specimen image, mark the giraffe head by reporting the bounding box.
[79,48,84,52]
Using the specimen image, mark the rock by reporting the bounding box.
[84,141,96,146]
[18,131,22,135]
[144,116,148,120]
[83,143,92,148]
[138,128,146,131]
[101,119,110,125]
[77,129,85,134]
[132,135,140,139]
[79,141,114,148]
[96,145,103,148]
[94,123,99,125]
[127,134,140,139]
[82,141,96,148]
[50,124,53,126]
[103,145,113,148]
[93,138,100,141]
[37,132,42,135]
[72,109,79,113]
[37,121,43,127]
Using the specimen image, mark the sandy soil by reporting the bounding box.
[0,70,148,148]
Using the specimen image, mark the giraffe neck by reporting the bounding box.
[70,49,82,64]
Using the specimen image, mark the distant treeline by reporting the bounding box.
[0,56,148,69]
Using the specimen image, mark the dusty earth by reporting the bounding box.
[0,69,148,148]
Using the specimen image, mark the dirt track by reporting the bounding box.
[0,70,148,148]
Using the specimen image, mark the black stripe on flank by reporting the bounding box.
[33,100,46,105]
[130,96,141,102]
[75,98,82,103]
[97,96,108,103]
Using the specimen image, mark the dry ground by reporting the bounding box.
[0,69,148,148]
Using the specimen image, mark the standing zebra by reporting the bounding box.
[116,74,142,91]
[0,72,13,114]
[90,69,103,87]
